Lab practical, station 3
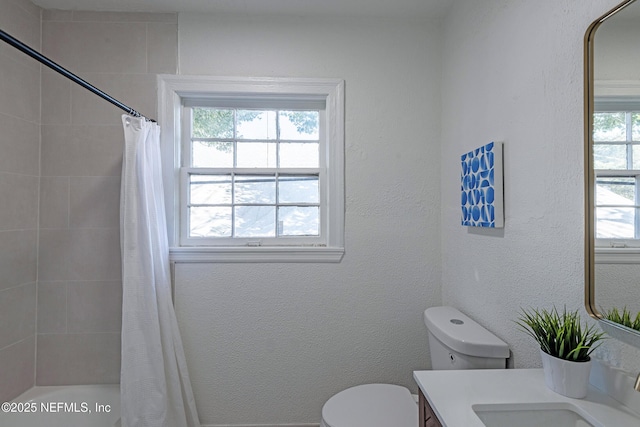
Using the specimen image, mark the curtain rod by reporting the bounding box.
[0,28,155,122]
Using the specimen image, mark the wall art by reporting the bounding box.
[461,142,504,228]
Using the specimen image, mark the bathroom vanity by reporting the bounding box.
[417,388,442,427]
[413,366,640,427]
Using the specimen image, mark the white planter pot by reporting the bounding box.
[540,349,592,398]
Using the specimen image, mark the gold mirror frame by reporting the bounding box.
[584,0,640,347]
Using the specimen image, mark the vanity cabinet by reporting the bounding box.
[418,389,442,427]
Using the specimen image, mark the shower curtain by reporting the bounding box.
[120,115,200,427]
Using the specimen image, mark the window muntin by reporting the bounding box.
[158,76,344,262]
[593,111,640,243]
[182,106,324,246]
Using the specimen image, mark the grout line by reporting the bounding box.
[33,6,43,389]
[0,335,34,353]
[66,176,70,229]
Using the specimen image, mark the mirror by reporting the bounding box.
[585,0,640,347]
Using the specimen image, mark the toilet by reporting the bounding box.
[320,306,509,427]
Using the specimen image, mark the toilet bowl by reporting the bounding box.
[320,384,417,427]
[319,306,509,427]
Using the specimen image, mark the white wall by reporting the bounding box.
[596,265,640,314]
[594,10,640,81]
[440,0,640,371]
[175,13,442,425]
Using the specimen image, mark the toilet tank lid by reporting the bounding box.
[424,306,509,359]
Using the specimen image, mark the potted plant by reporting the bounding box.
[517,306,605,398]
[601,307,640,332]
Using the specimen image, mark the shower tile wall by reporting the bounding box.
[0,0,41,402]
[37,10,177,385]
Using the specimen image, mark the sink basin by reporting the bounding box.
[472,403,601,427]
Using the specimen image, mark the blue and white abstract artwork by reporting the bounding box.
[461,142,504,228]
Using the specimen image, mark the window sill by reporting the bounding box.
[169,246,344,263]
[595,247,640,264]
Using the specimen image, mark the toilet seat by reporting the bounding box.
[320,383,418,427]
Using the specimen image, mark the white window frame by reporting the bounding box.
[594,81,640,264]
[158,75,345,263]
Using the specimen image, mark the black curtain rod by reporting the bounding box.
[0,28,155,122]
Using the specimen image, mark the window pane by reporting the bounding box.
[593,144,627,169]
[235,175,276,204]
[237,142,276,167]
[278,176,319,203]
[190,174,232,205]
[192,108,234,138]
[278,206,319,236]
[596,177,635,205]
[235,206,275,237]
[192,141,233,167]
[280,142,319,167]
[632,113,640,141]
[633,145,640,170]
[237,110,276,140]
[596,207,635,239]
[189,207,232,237]
[279,111,319,140]
[593,112,626,142]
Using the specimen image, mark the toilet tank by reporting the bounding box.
[424,306,509,370]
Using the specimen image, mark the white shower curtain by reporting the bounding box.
[120,115,200,427]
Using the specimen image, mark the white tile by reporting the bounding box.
[71,73,157,125]
[39,177,70,229]
[72,11,176,23]
[36,333,121,385]
[38,228,121,281]
[42,9,73,22]
[0,283,36,349]
[69,176,120,228]
[0,336,35,402]
[0,230,37,291]
[37,282,67,334]
[0,113,40,175]
[67,281,122,333]
[0,0,41,60]
[42,70,72,125]
[0,172,39,230]
[0,53,40,122]
[42,21,147,74]
[11,0,41,20]
[147,22,178,74]
[41,125,124,177]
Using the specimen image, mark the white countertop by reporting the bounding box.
[413,368,640,427]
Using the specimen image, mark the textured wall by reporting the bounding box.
[175,12,443,425]
[596,264,640,314]
[0,0,40,402]
[440,0,640,373]
[37,10,177,385]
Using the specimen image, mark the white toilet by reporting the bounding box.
[320,306,509,427]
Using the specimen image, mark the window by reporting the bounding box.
[184,106,322,243]
[593,107,640,246]
[158,76,344,262]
